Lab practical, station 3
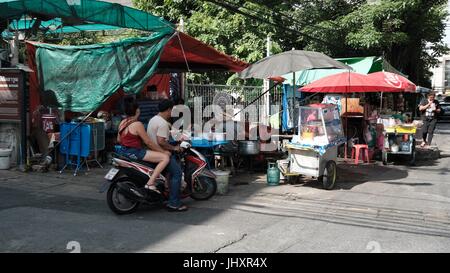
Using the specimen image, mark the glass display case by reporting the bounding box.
[297,104,344,146]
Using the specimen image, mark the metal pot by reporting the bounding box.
[238,141,260,155]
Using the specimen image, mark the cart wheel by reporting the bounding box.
[382,151,388,165]
[319,161,337,190]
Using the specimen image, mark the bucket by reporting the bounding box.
[267,163,280,186]
[42,114,58,133]
[0,148,12,170]
[212,169,230,195]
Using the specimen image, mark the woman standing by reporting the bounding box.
[419,92,441,148]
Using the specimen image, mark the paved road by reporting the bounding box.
[1,124,450,253]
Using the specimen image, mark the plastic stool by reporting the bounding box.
[351,144,370,164]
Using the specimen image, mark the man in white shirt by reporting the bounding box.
[147,100,186,211]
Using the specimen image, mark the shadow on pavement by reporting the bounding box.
[292,163,410,190]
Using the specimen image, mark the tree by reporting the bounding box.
[133,0,448,87]
[334,0,449,86]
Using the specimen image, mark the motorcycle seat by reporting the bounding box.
[112,153,157,168]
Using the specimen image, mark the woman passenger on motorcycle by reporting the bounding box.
[117,101,170,193]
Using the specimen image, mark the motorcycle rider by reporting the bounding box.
[117,100,170,193]
[147,99,187,212]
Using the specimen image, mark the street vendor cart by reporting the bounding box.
[281,104,346,190]
[382,124,416,165]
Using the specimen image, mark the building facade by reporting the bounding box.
[431,55,450,94]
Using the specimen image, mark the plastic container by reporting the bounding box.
[400,142,410,152]
[212,170,230,195]
[0,148,12,170]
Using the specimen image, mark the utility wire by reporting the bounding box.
[242,0,338,32]
[203,0,339,47]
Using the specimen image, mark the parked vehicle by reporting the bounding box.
[438,102,450,122]
[100,141,217,215]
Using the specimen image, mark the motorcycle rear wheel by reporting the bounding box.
[190,176,217,201]
[107,177,140,215]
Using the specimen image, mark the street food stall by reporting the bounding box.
[300,71,417,162]
[280,104,346,190]
[378,117,417,165]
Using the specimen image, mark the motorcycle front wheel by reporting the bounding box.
[190,176,217,201]
[107,177,140,215]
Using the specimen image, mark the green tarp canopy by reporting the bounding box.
[283,56,407,86]
[4,17,121,35]
[1,0,177,112]
[0,0,174,35]
[29,31,172,112]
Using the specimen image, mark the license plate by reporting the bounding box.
[104,168,119,180]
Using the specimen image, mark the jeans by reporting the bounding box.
[166,155,183,207]
[422,118,437,145]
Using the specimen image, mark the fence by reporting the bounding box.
[185,84,283,125]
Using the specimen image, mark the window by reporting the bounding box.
[445,60,450,87]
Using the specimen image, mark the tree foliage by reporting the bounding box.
[133,0,448,87]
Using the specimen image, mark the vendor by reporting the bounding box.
[418,92,441,147]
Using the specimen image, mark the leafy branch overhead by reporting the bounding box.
[133,0,449,86]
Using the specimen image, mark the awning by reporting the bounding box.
[284,56,408,86]
[25,31,248,112]
[158,32,248,73]
[0,0,174,35]
[5,18,248,73]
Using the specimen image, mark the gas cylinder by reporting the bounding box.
[267,163,280,186]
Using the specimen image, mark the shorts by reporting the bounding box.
[118,146,147,161]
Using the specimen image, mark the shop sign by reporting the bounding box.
[0,70,23,122]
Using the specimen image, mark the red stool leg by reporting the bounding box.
[351,147,355,161]
[365,148,370,163]
[354,146,360,165]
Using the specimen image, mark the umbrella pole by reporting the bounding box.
[293,71,296,135]
[345,69,350,159]
[380,92,383,113]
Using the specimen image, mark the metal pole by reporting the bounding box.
[20,70,27,167]
[293,71,296,135]
[380,92,383,113]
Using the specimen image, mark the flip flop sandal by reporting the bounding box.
[145,184,161,194]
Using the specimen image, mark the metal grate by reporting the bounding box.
[185,84,283,124]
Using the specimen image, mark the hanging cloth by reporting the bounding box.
[28,31,172,112]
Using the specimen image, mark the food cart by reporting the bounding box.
[281,104,346,190]
[382,124,416,165]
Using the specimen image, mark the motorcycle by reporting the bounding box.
[100,141,217,214]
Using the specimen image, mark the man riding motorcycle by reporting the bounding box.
[147,100,187,212]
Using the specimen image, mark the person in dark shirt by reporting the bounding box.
[418,92,441,147]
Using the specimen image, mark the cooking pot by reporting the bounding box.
[238,141,260,155]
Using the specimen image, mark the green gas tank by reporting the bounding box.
[267,163,280,186]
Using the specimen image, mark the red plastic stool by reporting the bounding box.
[351,144,370,164]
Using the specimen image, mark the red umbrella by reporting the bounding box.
[366,72,416,92]
[300,72,403,93]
